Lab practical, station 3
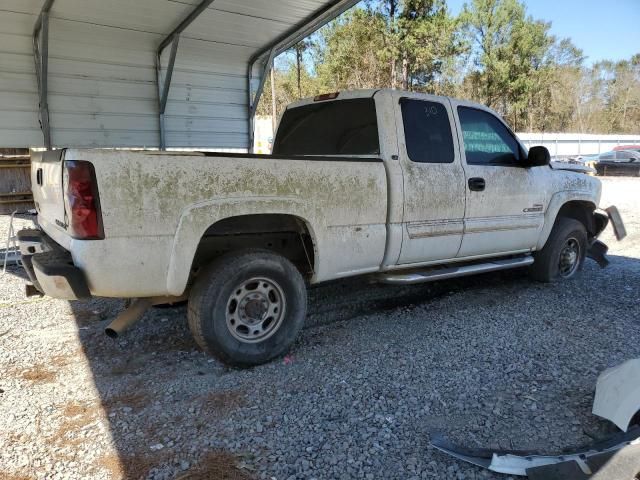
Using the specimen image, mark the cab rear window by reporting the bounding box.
[272,98,379,156]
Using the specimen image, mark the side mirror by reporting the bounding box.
[525,146,550,167]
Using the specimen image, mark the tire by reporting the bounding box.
[188,249,307,367]
[529,217,587,283]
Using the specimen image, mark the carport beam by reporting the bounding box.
[247,48,276,153]
[156,35,180,151]
[156,0,216,150]
[245,0,360,152]
[33,0,55,150]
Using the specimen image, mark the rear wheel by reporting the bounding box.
[529,217,587,283]
[188,249,307,367]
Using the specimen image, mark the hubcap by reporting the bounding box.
[225,277,286,343]
[558,237,580,277]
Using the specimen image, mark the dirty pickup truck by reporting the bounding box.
[19,89,625,366]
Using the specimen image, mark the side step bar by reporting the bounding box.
[377,256,534,285]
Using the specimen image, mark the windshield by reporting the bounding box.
[272,98,380,156]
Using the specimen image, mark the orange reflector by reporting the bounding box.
[313,92,339,101]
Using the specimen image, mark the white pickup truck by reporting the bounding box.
[18,89,625,366]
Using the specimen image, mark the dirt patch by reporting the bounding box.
[145,330,199,354]
[176,451,254,480]
[2,430,25,445]
[71,306,111,327]
[199,390,247,416]
[0,473,36,480]
[103,391,150,412]
[52,401,102,448]
[4,361,58,383]
[61,401,97,418]
[50,353,73,367]
[99,451,167,480]
[20,365,56,383]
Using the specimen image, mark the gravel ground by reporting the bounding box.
[0,176,639,480]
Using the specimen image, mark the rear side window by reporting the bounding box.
[272,98,379,156]
[401,99,454,163]
[457,107,521,165]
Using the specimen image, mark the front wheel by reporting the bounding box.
[529,217,587,283]
[188,249,307,367]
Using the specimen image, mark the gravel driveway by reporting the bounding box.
[1,177,639,480]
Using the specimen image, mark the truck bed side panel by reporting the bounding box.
[62,149,388,297]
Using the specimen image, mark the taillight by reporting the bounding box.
[63,160,104,239]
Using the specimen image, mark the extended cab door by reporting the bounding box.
[394,93,466,265]
[452,101,548,257]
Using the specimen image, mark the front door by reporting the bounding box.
[395,94,466,265]
[452,102,548,258]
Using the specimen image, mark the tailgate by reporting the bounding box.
[31,149,67,235]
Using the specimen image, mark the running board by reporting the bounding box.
[377,256,534,285]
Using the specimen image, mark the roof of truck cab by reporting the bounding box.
[285,89,495,114]
[0,0,359,150]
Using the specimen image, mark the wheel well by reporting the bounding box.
[191,214,315,279]
[556,201,597,236]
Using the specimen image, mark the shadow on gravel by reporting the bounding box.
[0,257,29,281]
[19,253,640,479]
[59,268,523,479]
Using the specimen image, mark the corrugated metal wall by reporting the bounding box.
[0,0,353,149]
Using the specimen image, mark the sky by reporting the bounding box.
[446,0,640,65]
[281,0,640,70]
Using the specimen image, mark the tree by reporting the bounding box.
[314,8,391,90]
[293,40,312,99]
[254,0,639,135]
[460,0,563,129]
[397,0,463,90]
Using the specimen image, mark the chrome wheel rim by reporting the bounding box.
[558,237,580,277]
[225,277,286,343]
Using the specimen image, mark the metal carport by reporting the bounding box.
[0,0,358,150]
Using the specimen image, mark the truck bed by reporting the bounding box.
[31,149,388,297]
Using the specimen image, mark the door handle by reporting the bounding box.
[36,168,43,186]
[468,177,485,191]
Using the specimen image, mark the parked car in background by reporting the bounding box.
[591,150,640,176]
[613,145,640,152]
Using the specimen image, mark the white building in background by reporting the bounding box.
[254,115,640,157]
[518,133,640,157]
[253,117,276,154]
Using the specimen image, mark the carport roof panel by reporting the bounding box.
[6,0,327,45]
[0,0,359,149]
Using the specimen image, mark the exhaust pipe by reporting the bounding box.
[105,298,153,338]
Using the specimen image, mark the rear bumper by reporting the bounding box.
[17,229,91,300]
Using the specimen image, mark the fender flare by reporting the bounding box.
[536,190,597,250]
[165,196,318,296]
